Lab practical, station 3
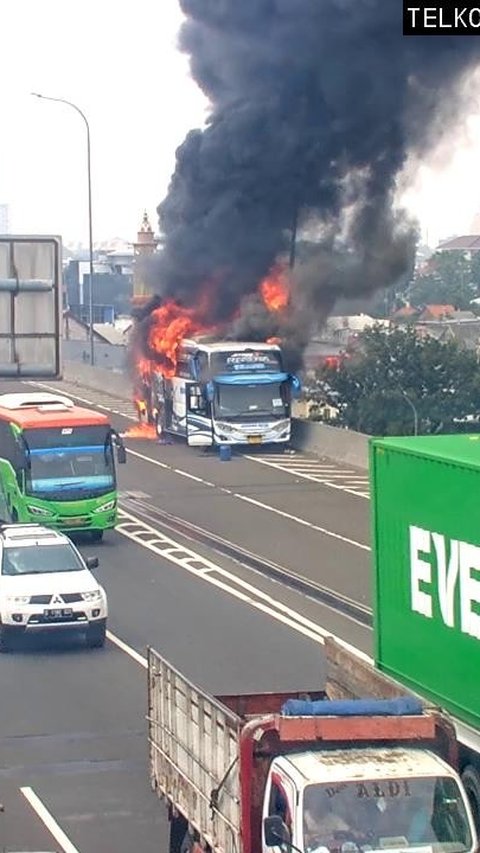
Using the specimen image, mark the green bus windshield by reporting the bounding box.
[23,425,115,501]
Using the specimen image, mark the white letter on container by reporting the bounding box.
[459,542,480,640]
[432,533,459,628]
[410,526,433,618]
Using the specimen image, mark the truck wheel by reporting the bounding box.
[169,814,188,853]
[461,765,480,827]
[85,619,106,649]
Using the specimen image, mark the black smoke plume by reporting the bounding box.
[140,0,480,368]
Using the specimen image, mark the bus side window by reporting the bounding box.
[0,422,17,466]
[0,482,10,523]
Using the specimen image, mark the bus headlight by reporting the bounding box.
[215,422,236,435]
[27,505,53,517]
[94,500,116,513]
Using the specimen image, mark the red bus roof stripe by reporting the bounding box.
[0,405,110,430]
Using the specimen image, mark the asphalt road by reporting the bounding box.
[0,379,372,851]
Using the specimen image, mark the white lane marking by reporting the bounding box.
[25,380,137,421]
[126,448,369,552]
[106,630,147,668]
[244,455,370,499]
[105,508,372,663]
[20,786,80,853]
[27,381,370,544]
[116,508,329,643]
[234,493,370,551]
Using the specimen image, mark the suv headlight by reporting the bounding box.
[94,500,116,513]
[6,595,30,604]
[81,589,103,602]
[27,504,53,517]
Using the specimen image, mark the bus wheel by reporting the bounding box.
[461,766,480,827]
[90,530,104,542]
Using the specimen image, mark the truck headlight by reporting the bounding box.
[27,504,53,517]
[94,500,116,513]
[81,589,103,602]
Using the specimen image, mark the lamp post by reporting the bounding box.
[400,389,419,436]
[31,93,95,365]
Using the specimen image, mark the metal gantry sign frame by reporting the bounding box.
[0,235,62,378]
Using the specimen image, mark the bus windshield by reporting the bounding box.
[214,382,288,420]
[24,425,115,500]
[302,776,472,853]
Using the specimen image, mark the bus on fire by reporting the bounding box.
[140,338,301,448]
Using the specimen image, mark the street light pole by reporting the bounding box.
[31,93,95,366]
[401,389,419,436]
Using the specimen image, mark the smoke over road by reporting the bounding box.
[140,0,480,368]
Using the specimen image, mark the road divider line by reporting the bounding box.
[234,494,371,551]
[125,450,369,550]
[20,786,80,853]
[115,507,372,658]
[244,455,370,499]
[116,511,326,643]
[27,381,371,538]
[106,630,148,668]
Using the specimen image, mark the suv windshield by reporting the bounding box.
[303,777,472,853]
[2,545,85,575]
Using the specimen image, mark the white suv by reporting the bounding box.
[0,524,108,651]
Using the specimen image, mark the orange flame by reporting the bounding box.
[146,300,205,379]
[259,265,290,312]
[123,423,158,440]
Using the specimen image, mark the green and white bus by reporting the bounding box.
[0,392,126,540]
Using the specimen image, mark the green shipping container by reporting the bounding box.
[371,434,480,731]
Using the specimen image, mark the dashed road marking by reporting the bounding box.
[115,506,371,655]
[244,454,370,498]
[21,786,81,853]
[24,380,371,539]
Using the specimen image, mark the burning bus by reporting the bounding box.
[143,337,301,448]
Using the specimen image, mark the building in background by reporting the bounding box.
[132,211,159,306]
[0,204,10,234]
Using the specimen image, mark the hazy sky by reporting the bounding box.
[2,1,480,249]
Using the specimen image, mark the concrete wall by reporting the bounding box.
[63,340,127,370]
[291,418,369,470]
[62,360,369,470]
[63,361,131,399]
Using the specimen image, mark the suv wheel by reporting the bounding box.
[86,619,106,649]
[0,625,16,653]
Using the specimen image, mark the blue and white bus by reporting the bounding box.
[152,338,301,448]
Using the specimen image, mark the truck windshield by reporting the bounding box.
[214,383,288,420]
[22,425,115,500]
[303,777,472,853]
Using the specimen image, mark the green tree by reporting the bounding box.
[322,326,480,435]
[410,251,476,309]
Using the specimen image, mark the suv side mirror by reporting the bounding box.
[86,556,99,571]
[264,815,290,848]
